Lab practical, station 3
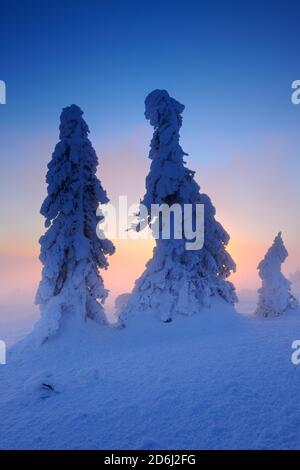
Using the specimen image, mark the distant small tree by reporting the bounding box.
[256,232,298,317]
[35,105,115,339]
[120,90,237,323]
[289,270,300,299]
[114,293,130,317]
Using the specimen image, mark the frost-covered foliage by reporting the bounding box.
[256,232,298,317]
[35,105,115,339]
[120,90,237,323]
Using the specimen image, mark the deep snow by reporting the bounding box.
[1,299,300,450]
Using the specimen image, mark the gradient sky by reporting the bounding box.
[1,0,300,315]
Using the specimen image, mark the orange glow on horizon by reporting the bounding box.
[1,234,298,313]
[102,238,155,308]
[227,238,265,291]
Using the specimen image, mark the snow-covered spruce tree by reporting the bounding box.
[290,270,300,299]
[120,89,237,323]
[35,104,115,339]
[256,232,298,317]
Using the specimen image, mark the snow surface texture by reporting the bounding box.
[120,90,237,324]
[256,233,298,317]
[1,299,300,450]
[35,105,115,341]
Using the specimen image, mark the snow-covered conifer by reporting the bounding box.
[120,90,237,323]
[289,270,300,299]
[256,232,298,317]
[35,105,115,338]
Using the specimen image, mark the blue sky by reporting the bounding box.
[1,0,300,306]
[1,0,300,136]
[1,0,300,180]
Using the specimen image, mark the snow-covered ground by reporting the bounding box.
[1,299,300,450]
